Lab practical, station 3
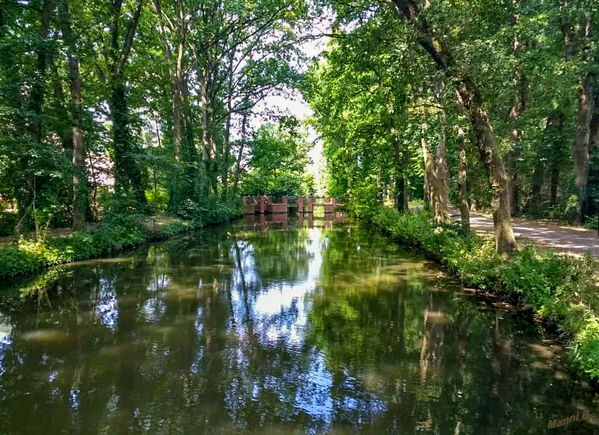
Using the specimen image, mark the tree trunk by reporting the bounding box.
[153,0,183,211]
[507,0,525,217]
[586,98,599,216]
[421,121,449,224]
[506,151,519,215]
[422,122,433,209]
[221,50,236,198]
[28,0,53,143]
[545,112,564,206]
[390,116,408,212]
[390,0,516,255]
[401,144,410,211]
[199,56,213,197]
[573,11,595,222]
[457,128,470,232]
[109,0,146,208]
[181,76,200,197]
[574,73,594,222]
[434,89,449,223]
[529,160,545,209]
[456,81,516,254]
[550,165,559,206]
[233,110,249,195]
[60,0,87,230]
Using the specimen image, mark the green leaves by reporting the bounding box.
[241,120,312,195]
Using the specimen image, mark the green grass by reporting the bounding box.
[363,205,599,383]
[0,202,241,279]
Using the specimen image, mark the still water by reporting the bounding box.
[0,215,597,434]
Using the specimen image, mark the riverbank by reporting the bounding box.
[0,204,241,279]
[364,205,599,383]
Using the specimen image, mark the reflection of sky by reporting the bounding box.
[142,298,166,323]
[234,228,323,348]
[225,229,387,426]
[147,274,170,292]
[70,388,80,409]
[293,352,334,424]
[194,307,204,335]
[0,320,11,378]
[96,278,118,330]
[293,352,386,426]
[142,274,170,323]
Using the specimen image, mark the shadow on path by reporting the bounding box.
[454,212,599,258]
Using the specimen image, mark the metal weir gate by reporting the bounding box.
[243,196,340,215]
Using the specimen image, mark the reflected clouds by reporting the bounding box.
[96,277,118,331]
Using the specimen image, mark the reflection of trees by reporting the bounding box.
[241,229,312,284]
[0,222,596,433]
[307,224,598,433]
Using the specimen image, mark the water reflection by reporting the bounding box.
[0,217,597,433]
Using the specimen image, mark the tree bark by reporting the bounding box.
[181,75,200,197]
[390,0,516,254]
[221,49,236,197]
[529,160,545,209]
[573,10,595,222]
[456,81,516,254]
[421,122,433,209]
[434,86,449,223]
[507,1,525,216]
[390,116,408,212]
[574,73,595,221]
[59,0,87,230]
[153,0,183,211]
[233,109,249,195]
[421,120,449,224]
[109,0,147,207]
[199,52,213,196]
[586,97,599,216]
[401,139,410,211]
[546,112,564,206]
[457,128,470,232]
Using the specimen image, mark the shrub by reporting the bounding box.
[0,200,241,279]
[0,212,18,236]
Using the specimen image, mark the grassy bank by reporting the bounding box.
[0,202,241,280]
[363,205,599,383]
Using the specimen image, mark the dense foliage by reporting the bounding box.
[240,119,314,196]
[305,0,599,254]
[0,0,312,236]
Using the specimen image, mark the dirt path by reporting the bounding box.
[455,211,599,258]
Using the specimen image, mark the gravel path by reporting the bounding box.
[459,212,599,258]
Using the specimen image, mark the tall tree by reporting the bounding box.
[108,0,147,207]
[388,0,516,254]
[152,0,186,210]
[573,5,595,222]
[59,0,86,230]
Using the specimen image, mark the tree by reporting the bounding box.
[386,0,516,254]
[106,0,147,207]
[58,0,87,230]
[241,119,312,196]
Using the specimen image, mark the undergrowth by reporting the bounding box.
[364,205,599,382]
[0,200,241,279]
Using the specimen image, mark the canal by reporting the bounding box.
[0,216,596,433]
